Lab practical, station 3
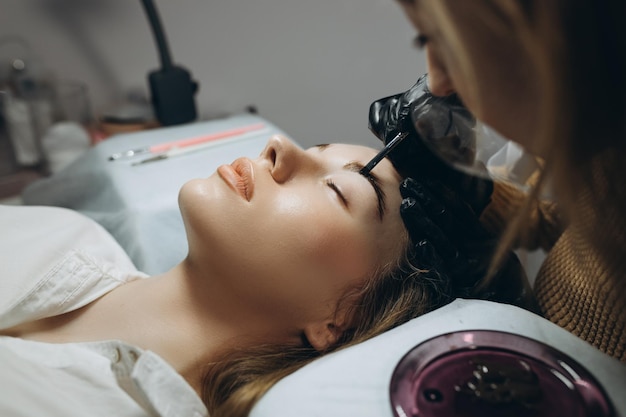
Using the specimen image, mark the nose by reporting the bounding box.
[260,135,318,183]
[426,47,455,97]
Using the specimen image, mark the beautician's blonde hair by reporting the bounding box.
[425,0,626,278]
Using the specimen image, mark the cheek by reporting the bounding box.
[279,224,372,319]
[266,192,375,280]
[306,223,374,281]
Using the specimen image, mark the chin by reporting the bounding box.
[178,179,201,212]
[180,176,222,203]
[178,179,218,223]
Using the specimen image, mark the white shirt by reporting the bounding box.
[0,205,208,417]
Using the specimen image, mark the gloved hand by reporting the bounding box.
[400,177,539,312]
[369,74,493,215]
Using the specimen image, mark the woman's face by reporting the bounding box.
[178,135,406,341]
[397,0,542,154]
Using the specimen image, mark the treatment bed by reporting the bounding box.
[21,114,626,417]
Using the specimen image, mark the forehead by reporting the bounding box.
[318,143,378,160]
[312,143,400,179]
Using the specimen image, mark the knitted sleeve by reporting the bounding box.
[479,180,565,251]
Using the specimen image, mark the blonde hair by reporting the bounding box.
[429,0,626,276]
[201,235,455,417]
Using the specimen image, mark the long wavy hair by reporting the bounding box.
[201,231,456,417]
[424,0,626,276]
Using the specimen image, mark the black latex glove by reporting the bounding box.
[400,177,538,312]
[369,74,493,215]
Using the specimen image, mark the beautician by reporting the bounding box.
[371,0,625,361]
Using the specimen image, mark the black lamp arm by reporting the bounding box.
[140,0,199,126]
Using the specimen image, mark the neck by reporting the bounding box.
[44,259,299,391]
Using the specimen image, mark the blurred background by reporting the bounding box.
[0,0,425,149]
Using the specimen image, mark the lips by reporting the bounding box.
[217,157,255,201]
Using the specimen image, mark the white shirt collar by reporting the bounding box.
[86,341,208,417]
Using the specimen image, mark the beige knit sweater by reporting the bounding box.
[480,178,626,361]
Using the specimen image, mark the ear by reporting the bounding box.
[303,321,346,352]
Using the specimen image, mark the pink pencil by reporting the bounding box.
[109,122,266,161]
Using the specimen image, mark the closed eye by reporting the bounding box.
[314,144,386,220]
[326,179,349,207]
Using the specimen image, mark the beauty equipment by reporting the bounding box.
[390,329,614,417]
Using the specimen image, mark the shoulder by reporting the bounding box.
[2,205,134,260]
[0,205,141,291]
[1,204,103,235]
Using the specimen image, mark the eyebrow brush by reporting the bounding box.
[360,132,409,176]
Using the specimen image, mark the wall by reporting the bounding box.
[0,0,426,149]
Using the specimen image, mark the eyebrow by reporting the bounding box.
[315,144,387,221]
[346,161,386,221]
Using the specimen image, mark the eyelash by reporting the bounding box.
[413,34,429,50]
[326,179,349,207]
